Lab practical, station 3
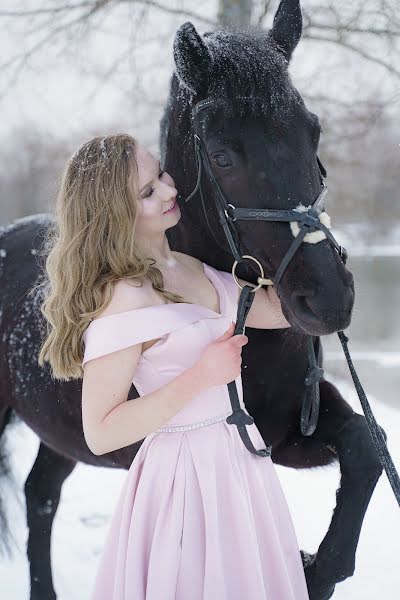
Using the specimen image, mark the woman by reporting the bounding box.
[39,134,309,599]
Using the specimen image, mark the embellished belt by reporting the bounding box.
[155,412,232,433]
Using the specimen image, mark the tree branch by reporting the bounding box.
[301,6,400,39]
[0,0,215,26]
[257,0,273,26]
[1,0,112,72]
[0,0,215,96]
[302,33,400,79]
[126,0,215,25]
[0,3,94,18]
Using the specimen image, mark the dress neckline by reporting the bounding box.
[88,262,225,325]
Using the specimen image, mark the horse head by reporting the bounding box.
[162,0,354,336]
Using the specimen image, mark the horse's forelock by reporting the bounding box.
[200,29,298,119]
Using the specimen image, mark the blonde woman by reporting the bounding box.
[39,134,309,599]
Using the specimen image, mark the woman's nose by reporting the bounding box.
[160,179,177,197]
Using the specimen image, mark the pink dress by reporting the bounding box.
[82,262,310,600]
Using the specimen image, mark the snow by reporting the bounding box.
[1,370,400,598]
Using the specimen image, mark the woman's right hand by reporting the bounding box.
[194,322,248,387]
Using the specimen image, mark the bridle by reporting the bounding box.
[185,97,346,440]
[187,99,348,293]
[182,96,400,505]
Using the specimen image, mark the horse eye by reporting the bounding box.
[212,152,232,168]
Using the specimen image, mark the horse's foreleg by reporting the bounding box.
[24,442,76,600]
[274,379,384,600]
[311,391,384,585]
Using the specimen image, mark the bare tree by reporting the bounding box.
[1,1,399,96]
[0,118,137,225]
[0,127,69,224]
[0,1,398,231]
[1,1,398,143]
[326,109,400,230]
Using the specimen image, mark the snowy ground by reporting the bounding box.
[0,368,399,599]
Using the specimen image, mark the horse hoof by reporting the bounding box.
[300,550,336,600]
[301,549,316,568]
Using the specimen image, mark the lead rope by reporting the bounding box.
[225,282,271,458]
[225,271,400,499]
[226,283,400,506]
[337,331,400,507]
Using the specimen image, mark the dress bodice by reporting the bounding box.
[82,263,244,426]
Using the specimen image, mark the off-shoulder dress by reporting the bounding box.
[82,262,309,600]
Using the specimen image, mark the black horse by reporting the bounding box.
[0,2,384,599]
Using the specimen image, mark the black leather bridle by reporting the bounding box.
[186,97,346,442]
[182,96,400,506]
[188,99,348,290]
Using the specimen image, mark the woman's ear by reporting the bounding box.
[173,22,213,97]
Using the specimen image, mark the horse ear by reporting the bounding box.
[173,22,213,96]
[269,0,302,61]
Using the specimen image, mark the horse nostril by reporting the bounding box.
[291,289,315,302]
[300,295,319,318]
[291,289,319,318]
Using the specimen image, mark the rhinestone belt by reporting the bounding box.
[155,412,232,433]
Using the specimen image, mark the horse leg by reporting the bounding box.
[24,442,76,600]
[273,379,384,600]
[308,382,384,598]
[0,403,15,557]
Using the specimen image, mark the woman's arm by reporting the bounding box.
[82,346,206,456]
[235,277,291,329]
[82,279,208,456]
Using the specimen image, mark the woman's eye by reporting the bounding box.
[212,153,232,168]
[141,170,165,198]
[143,187,154,198]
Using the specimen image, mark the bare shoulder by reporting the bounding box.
[92,277,162,321]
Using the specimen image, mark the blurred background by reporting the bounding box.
[0,1,399,598]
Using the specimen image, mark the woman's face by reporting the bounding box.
[133,145,180,237]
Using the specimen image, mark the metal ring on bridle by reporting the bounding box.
[232,255,273,292]
[224,203,237,222]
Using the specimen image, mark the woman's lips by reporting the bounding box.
[164,199,177,214]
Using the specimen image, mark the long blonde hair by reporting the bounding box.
[37,133,186,381]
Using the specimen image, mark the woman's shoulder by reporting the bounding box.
[92,278,163,322]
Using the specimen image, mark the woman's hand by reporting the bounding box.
[194,322,248,387]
